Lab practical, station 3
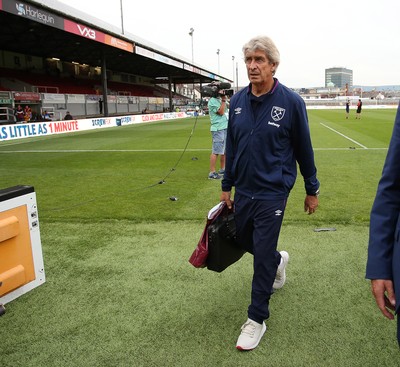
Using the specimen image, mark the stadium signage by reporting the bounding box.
[91,118,112,127]
[0,123,48,139]
[0,92,12,104]
[117,116,133,124]
[64,19,134,53]
[1,0,64,28]
[13,91,41,102]
[142,113,164,122]
[48,121,79,134]
[135,46,183,68]
[0,112,189,141]
[76,24,96,39]
[0,0,133,53]
[16,3,54,25]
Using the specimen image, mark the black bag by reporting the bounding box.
[206,206,245,272]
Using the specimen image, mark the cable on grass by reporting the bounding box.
[43,108,202,213]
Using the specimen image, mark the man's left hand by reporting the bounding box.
[304,195,318,215]
[371,279,396,320]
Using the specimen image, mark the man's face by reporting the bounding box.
[244,49,275,85]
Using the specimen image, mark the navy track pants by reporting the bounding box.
[234,193,287,323]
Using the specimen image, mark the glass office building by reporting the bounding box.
[325,67,353,88]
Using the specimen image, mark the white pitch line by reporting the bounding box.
[0,147,388,153]
[313,147,387,151]
[320,123,368,149]
[0,149,210,153]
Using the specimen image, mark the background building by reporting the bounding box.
[325,67,353,88]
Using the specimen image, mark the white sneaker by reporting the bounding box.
[273,251,289,290]
[236,318,266,351]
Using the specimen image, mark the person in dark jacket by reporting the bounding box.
[220,35,320,351]
[366,103,400,346]
[64,111,73,120]
[356,99,362,119]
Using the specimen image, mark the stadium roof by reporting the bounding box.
[0,0,232,85]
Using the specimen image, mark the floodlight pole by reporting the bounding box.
[236,62,239,92]
[217,49,220,74]
[189,28,194,63]
[189,28,195,101]
[120,0,124,34]
[232,55,235,86]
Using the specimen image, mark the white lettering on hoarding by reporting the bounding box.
[0,123,48,140]
[0,113,187,141]
[16,3,55,25]
[77,24,96,39]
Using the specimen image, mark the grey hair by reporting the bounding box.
[242,36,280,74]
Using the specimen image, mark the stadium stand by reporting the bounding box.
[0,67,183,98]
[0,0,229,121]
[0,67,94,94]
[105,81,180,98]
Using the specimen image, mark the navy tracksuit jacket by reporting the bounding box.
[222,79,319,197]
[366,103,400,343]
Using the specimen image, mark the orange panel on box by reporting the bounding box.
[0,216,20,242]
[0,264,25,296]
[0,206,35,296]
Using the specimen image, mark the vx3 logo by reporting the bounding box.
[275,209,283,216]
[77,25,96,39]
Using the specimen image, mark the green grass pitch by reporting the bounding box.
[0,108,399,366]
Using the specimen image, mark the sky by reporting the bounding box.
[53,0,400,89]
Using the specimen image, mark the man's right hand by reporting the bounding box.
[220,191,233,209]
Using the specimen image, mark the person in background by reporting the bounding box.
[99,98,103,114]
[345,99,350,119]
[14,105,24,123]
[220,35,320,351]
[356,99,362,119]
[42,110,52,121]
[30,110,40,122]
[207,91,229,180]
[366,103,400,346]
[24,105,32,122]
[64,111,73,120]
